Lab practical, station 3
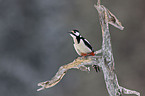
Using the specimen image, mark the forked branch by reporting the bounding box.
[37,0,140,96]
[94,0,140,96]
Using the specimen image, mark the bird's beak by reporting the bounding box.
[68,31,75,37]
[68,31,73,35]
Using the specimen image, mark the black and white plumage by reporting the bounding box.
[69,29,100,72]
[69,30,94,56]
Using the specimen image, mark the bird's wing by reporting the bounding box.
[81,37,94,52]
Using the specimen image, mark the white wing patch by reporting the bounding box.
[75,32,80,36]
[84,39,91,45]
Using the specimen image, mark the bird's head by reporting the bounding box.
[68,29,80,38]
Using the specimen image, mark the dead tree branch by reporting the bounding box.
[37,0,140,96]
[37,52,102,91]
[94,1,140,96]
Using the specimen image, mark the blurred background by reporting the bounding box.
[0,0,145,96]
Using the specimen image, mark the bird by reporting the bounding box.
[68,29,100,72]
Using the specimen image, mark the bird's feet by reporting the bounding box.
[92,65,100,72]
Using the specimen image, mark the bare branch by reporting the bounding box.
[120,86,140,96]
[97,0,100,5]
[37,56,102,91]
[94,49,102,54]
[107,9,124,30]
[94,1,140,95]
[37,0,140,96]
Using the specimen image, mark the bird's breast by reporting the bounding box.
[73,39,92,54]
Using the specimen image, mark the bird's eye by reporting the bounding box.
[74,31,77,33]
[73,30,79,33]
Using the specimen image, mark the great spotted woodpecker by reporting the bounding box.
[69,29,100,72]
